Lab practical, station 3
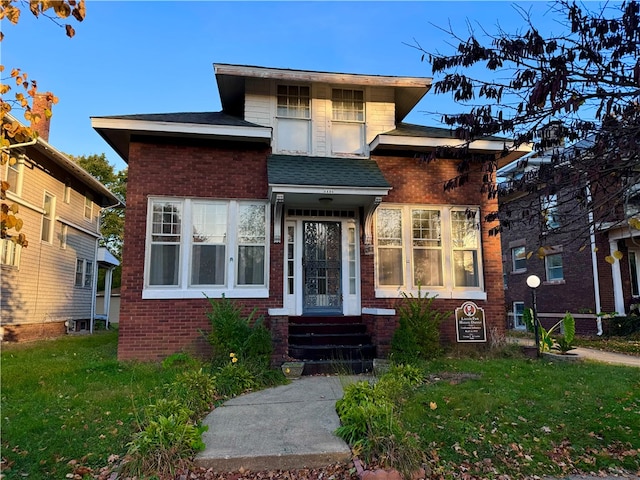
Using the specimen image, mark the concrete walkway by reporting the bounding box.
[195,375,357,472]
[511,338,640,368]
[195,348,639,474]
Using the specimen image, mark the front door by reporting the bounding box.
[303,221,342,314]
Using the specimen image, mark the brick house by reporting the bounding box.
[92,64,529,365]
[499,145,640,335]
[1,97,121,342]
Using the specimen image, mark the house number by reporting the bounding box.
[323,189,335,194]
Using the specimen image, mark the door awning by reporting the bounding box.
[268,155,391,244]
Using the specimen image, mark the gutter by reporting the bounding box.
[586,182,603,335]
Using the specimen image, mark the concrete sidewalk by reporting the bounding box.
[195,375,358,472]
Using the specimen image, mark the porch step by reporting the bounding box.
[287,316,375,375]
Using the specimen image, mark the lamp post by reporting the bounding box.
[526,274,541,357]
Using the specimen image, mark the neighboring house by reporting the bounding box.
[96,286,121,326]
[92,63,529,363]
[1,96,121,342]
[499,144,640,335]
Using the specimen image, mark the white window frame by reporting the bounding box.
[511,245,527,273]
[84,193,93,221]
[41,192,55,244]
[60,224,68,249]
[277,84,310,119]
[545,252,564,282]
[374,204,485,300]
[513,301,526,330]
[629,250,640,297]
[4,157,24,196]
[74,258,93,288]
[331,87,366,156]
[143,197,270,299]
[0,238,22,268]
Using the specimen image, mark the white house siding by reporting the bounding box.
[1,147,101,329]
[244,80,397,158]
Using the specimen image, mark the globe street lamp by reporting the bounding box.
[526,274,541,357]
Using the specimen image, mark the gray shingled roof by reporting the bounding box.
[386,122,508,142]
[268,155,391,188]
[97,111,263,128]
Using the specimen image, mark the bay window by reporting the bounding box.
[145,198,269,298]
[375,205,484,299]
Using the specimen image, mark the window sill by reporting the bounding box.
[142,287,269,300]
[543,280,566,286]
[511,269,527,275]
[375,288,487,301]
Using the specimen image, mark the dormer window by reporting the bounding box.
[331,88,366,156]
[332,89,364,122]
[277,85,310,119]
[275,85,311,154]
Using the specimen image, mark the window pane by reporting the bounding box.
[451,211,477,248]
[377,209,402,246]
[84,261,93,288]
[378,248,403,286]
[75,259,84,286]
[413,249,443,286]
[192,203,226,243]
[152,202,181,241]
[454,250,479,287]
[332,88,364,122]
[277,84,310,119]
[237,246,265,285]
[238,204,266,244]
[412,210,441,247]
[546,253,563,281]
[630,252,639,297]
[512,246,526,270]
[7,163,18,193]
[191,245,225,285]
[150,244,179,285]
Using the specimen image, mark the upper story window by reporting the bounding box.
[545,252,564,282]
[277,85,310,119]
[375,205,484,299]
[512,246,527,272]
[275,84,311,155]
[541,194,560,230]
[144,197,269,299]
[41,192,55,243]
[84,193,93,221]
[4,157,24,196]
[331,88,366,156]
[75,258,93,288]
[332,89,364,122]
[1,238,22,268]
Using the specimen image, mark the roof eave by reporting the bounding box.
[370,134,533,168]
[91,117,272,163]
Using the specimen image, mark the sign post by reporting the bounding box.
[455,301,487,342]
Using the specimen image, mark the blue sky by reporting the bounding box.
[2,1,561,172]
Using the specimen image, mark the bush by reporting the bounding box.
[335,368,425,479]
[606,315,640,336]
[212,361,257,398]
[204,295,272,367]
[123,399,207,479]
[391,288,450,363]
[167,368,217,419]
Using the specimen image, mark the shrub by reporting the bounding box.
[391,288,450,363]
[204,295,272,367]
[212,361,257,398]
[123,399,207,479]
[166,368,217,419]
[606,315,640,336]
[335,369,425,479]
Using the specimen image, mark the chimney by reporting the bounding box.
[31,92,53,142]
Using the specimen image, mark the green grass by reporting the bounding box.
[403,357,640,477]
[1,330,183,480]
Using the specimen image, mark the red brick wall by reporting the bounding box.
[118,139,280,361]
[362,155,506,348]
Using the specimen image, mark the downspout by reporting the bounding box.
[90,236,99,334]
[586,182,603,335]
